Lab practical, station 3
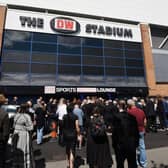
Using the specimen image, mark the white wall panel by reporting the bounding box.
[5,9,142,42]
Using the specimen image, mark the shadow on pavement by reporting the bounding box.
[34,149,46,168]
[74,155,85,168]
[151,160,168,168]
[35,158,46,168]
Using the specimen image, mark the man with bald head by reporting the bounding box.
[127,99,147,168]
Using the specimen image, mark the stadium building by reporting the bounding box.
[0,0,168,98]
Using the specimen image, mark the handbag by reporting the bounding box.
[10,115,21,148]
[11,133,19,149]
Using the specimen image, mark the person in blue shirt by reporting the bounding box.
[73,104,84,149]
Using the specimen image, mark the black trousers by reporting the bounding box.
[113,142,137,168]
[158,113,166,129]
[0,141,7,168]
[58,120,64,145]
[146,116,157,132]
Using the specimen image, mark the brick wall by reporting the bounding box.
[141,24,168,96]
[0,5,6,54]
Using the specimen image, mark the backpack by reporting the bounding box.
[90,115,106,137]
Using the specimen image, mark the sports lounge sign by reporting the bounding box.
[44,86,116,94]
[5,9,142,42]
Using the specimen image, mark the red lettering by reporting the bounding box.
[65,20,74,30]
[55,19,75,31]
[56,19,64,29]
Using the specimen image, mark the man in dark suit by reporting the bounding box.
[112,100,139,168]
[145,97,157,132]
[0,94,10,168]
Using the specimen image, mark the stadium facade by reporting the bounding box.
[0,1,168,97]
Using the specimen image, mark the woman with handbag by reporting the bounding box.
[12,104,34,168]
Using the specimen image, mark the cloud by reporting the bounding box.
[4,31,31,47]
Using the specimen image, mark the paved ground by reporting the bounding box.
[33,131,168,168]
[45,147,168,168]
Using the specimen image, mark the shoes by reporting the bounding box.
[37,142,42,145]
[158,128,166,132]
[76,146,82,150]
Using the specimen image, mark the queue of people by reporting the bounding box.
[1,94,168,168]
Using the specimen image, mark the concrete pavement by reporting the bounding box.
[45,147,168,168]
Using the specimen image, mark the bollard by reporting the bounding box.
[50,121,57,140]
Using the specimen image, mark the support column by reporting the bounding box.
[0,5,6,79]
[0,5,6,53]
[140,24,157,96]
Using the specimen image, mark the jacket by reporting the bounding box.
[0,108,10,142]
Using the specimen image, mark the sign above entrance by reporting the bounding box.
[44,86,55,94]
[50,17,80,34]
[5,9,142,42]
[44,86,116,94]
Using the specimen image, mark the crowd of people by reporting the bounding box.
[1,94,168,168]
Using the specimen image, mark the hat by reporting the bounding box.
[0,94,6,104]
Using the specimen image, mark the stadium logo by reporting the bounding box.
[50,17,80,34]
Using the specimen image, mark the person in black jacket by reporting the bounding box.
[157,96,166,130]
[112,100,139,168]
[0,94,10,168]
[145,97,157,132]
[86,106,113,168]
[62,105,80,168]
[35,102,46,145]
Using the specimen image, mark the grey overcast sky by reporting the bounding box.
[1,0,168,26]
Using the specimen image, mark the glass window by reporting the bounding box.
[58,35,81,45]
[105,58,124,66]
[125,50,143,59]
[82,38,103,47]
[83,66,104,75]
[32,42,57,53]
[126,68,144,76]
[104,48,123,57]
[58,65,81,75]
[125,59,144,67]
[104,40,123,49]
[2,63,29,73]
[31,64,56,74]
[4,30,31,44]
[124,42,142,50]
[33,32,57,43]
[32,53,57,63]
[162,42,168,50]
[106,67,125,76]
[1,30,146,86]
[150,27,168,49]
[83,47,103,56]
[3,41,31,51]
[2,50,30,62]
[58,45,81,54]
[83,56,103,66]
[58,55,81,64]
